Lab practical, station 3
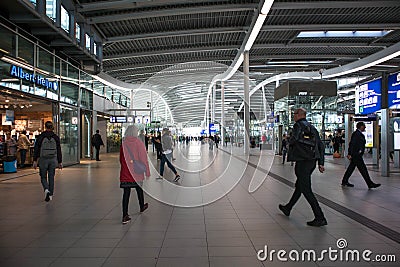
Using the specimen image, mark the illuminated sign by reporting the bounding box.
[209,123,220,133]
[110,116,127,123]
[10,65,58,91]
[353,121,374,148]
[388,72,400,109]
[355,78,381,115]
[135,116,143,124]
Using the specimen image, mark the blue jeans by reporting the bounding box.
[39,158,57,195]
[160,153,177,176]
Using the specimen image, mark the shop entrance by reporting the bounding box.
[0,89,53,169]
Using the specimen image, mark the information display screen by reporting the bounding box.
[355,78,382,115]
[388,71,400,109]
[353,121,374,148]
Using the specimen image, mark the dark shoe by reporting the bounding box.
[96,159,101,161]
[122,215,131,224]
[173,175,181,182]
[44,189,50,202]
[278,204,290,216]
[140,203,149,213]
[341,182,354,187]
[368,183,381,189]
[307,218,327,227]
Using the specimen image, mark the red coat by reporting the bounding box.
[119,136,150,183]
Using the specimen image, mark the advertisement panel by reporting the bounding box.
[388,71,400,109]
[355,78,381,115]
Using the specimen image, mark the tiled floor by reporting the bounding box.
[0,141,399,266]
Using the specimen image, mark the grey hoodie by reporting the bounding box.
[161,133,173,151]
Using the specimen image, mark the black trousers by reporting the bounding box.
[122,186,144,217]
[342,156,373,186]
[94,146,100,160]
[286,160,325,220]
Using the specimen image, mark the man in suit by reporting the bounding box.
[279,108,327,227]
[341,121,381,189]
[91,130,104,161]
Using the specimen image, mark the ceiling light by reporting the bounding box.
[4,105,8,108]
[267,60,333,64]
[244,15,266,51]
[261,0,274,15]
[297,30,392,38]
[5,99,9,102]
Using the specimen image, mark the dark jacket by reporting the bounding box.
[287,118,324,165]
[348,129,365,158]
[33,131,62,163]
[91,133,104,148]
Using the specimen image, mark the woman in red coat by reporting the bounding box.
[120,125,151,224]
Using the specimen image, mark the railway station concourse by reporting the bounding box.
[0,0,400,266]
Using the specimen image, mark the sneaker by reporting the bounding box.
[140,203,149,213]
[156,176,164,180]
[49,195,53,201]
[341,182,354,187]
[122,215,131,224]
[307,218,328,227]
[173,175,181,182]
[368,183,381,189]
[44,189,50,202]
[278,204,290,216]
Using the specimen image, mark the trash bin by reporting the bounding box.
[3,155,17,173]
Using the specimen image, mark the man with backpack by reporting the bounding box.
[279,108,327,227]
[33,121,62,202]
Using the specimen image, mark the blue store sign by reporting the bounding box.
[10,65,58,91]
[388,71,400,109]
[355,78,381,115]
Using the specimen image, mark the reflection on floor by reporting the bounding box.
[0,141,399,266]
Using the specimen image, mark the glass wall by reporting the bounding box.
[0,25,16,57]
[59,105,79,165]
[17,36,34,66]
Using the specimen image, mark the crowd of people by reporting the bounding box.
[26,109,382,226]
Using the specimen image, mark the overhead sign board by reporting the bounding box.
[355,78,382,115]
[10,65,58,91]
[388,71,400,109]
[110,116,127,123]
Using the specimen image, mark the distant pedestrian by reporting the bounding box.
[91,130,104,161]
[341,122,381,189]
[33,121,62,202]
[159,128,180,182]
[120,125,150,224]
[281,134,288,164]
[17,130,32,167]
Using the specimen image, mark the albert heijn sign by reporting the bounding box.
[10,65,58,91]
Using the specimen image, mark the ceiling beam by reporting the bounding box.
[272,1,400,10]
[104,27,246,44]
[87,4,256,24]
[103,46,237,60]
[77,0,227,13]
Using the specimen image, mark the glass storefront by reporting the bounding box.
[59,105,79,165]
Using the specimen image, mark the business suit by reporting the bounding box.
[342,129,375,187]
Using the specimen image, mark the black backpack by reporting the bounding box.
[297,120,317,148]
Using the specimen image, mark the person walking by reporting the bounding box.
[279,108,327,227]
[17,130,32,167]
[158,128,180,182]
[33,121,62,202]
[341,122,381,189]
[91,130,104,161]
[214,135,220,148]
[154,132,162,160]
[120,125,150,224]
[281,134,288,164]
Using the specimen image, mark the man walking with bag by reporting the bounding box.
[279,108,327,227]
[33,121,62,202]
